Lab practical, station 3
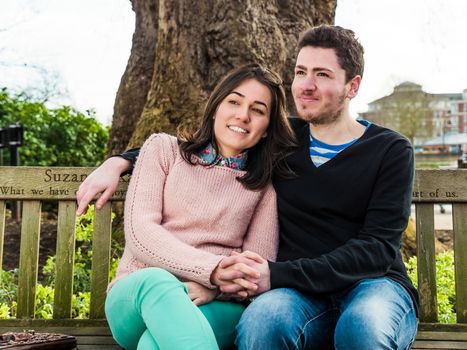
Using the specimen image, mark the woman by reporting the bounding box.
[105,64,296,350]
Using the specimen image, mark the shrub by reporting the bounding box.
[0,88,108,166]
[0,206,121,319]
[41,205,120,318]
[0,269,18,318]
[406,251,456,323]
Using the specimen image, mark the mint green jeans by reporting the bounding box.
[105,268,244,350]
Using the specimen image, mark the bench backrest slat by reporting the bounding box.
[453,203,467,323]
[413,169,467,203]
[53,201,77,319]
[17,200,41,319]
[89,202,112,319]
[0,167,127,201]
[415,203,438,322]
[0,200,5,272]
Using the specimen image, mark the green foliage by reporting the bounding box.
[72,292,91,319]
[0,304,11,319]
[0,269,18,318]
[406,251,456,323]
[34,284,54,319]
[42,205,120,318]
[0,206,122,319]
[0,87,108,166]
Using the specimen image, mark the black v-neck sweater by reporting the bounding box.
[270,119,419,312]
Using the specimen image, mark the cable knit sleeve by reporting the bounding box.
[124,134,224,288]
[241,183,279,262]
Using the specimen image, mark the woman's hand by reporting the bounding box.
[184,281,218,306]
[76,157,131,215]
[210,253,261,296]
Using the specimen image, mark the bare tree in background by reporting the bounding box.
[108,0,337,153]
[364,83,435,145]
[384,92,434,144]
[0,7,69,103]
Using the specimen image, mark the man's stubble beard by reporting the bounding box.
[297,92,346,126]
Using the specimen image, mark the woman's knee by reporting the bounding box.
[136,267,180,283]
[125,267,186,294]
[137,329,160,350]
[105,295,146,350]
[105,268,187,348]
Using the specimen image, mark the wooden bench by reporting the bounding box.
[410,169,467,349]
[0,167,127,350]
[0,167,466,349]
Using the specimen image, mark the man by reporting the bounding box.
[77,25,418,349]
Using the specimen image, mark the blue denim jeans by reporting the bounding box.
[236,277,417,350]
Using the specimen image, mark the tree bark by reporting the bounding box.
[108,0,337,152]
[107,0,159,154]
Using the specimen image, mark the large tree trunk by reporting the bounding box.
[107,0,159,154]
[108,0,337,153]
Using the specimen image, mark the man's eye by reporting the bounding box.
[317,72,329,77]
[295,70,305,76]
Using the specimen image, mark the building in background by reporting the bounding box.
[359,82,467,154]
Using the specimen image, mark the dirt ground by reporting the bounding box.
[3,212,58,281]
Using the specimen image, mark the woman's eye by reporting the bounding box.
[228,100,239,105]
[252,108,265,115]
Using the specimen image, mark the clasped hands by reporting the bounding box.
[185,251,269,306]
[211,250,271,298]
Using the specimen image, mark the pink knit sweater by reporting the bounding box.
[109,133,279,290]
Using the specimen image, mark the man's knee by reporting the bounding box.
[334,280,417,350]
[335,308,417,350]
[334,306,398,349]
[239,289,298,331]
[236,288,334,350]
[236,289,303,348]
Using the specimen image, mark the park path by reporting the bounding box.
[411,204,452,230]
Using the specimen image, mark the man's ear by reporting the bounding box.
[346,75,362,100]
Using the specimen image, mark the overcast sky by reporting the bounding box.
[1,0,466,125]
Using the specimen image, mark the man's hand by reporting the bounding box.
[221,251,271,296]
[212,251,272,297]
[184,281,217,306]
[76,157,131,215]
[211,253,261,296]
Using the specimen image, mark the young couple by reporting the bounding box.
[77,25,419,350]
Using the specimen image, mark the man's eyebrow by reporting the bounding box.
[312,67,335,73]
[295,64,335,73]
[230,91,269,110]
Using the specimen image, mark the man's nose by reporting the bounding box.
[301,75,317,91]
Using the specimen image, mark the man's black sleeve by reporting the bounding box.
[111,148,141,175]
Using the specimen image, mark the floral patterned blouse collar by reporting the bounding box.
[197,143,248,170]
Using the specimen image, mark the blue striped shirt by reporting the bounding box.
[310,120,371,167]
